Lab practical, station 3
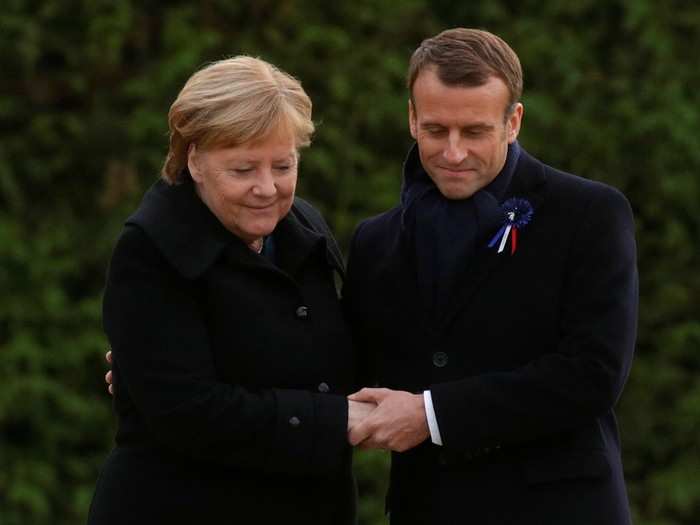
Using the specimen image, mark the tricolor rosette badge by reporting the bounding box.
[487,198,534,255]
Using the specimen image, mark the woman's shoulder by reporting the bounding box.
[291,196,345,274]
[117,179,233,279]
[291,196,331,233]
[108,224,170,278]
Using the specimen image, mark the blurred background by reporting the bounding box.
[1,1,699,523]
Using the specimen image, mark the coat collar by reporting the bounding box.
[270,210,326,277]
[126,178,234,279]
[220,204,326,279]
[436,147,548,333]
[501,148,546,205]
[126,177,325,279]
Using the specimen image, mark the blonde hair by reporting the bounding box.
[162,56,315,183]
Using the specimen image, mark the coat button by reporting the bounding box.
[432,351,448,367]
[318,382,330,393]
[289,416,301,427]
[295,306,309,319]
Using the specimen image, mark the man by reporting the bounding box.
[344,28,637,524]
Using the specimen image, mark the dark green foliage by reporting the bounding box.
[1,1,697,524]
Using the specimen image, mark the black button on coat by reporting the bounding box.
[88,179,357,525]
[432,351,448,368]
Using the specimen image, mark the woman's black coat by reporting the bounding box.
[88,178,357,525]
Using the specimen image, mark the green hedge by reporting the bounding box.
[1,1,698,524]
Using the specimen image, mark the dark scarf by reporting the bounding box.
[400,141,521,318]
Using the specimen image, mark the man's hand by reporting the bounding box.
[347,400,375,432]
[347,388,429,452]
[105,350,114,395]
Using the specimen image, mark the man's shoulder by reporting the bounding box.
[346,205,403,262]
[353,205,402,241]
[526,152,632,215]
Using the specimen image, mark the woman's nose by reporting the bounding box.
[251,169,277,197]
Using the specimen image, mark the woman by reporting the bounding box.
[88,56,370,524]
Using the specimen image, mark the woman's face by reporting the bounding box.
[188,134,298,244]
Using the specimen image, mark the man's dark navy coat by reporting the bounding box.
[344,146,638,524]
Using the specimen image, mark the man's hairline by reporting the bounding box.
[408,73,521,125]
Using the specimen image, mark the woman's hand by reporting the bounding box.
[105,350,114,395]
[347,399,376,433]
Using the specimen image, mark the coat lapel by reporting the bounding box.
[220,209,325,281]
[437,150,547,334]
[267,211,325,278]
[127,178,234,280]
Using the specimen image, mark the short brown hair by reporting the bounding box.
[407,28,522,114]
[162,56,314,184]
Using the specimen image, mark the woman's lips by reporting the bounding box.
[246,203,276,213]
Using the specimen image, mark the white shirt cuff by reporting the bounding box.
[423,390,443,446]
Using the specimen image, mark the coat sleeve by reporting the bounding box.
[104,225,350,474]
[430,186,638,452]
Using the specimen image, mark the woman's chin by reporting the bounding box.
[235,220,278,242]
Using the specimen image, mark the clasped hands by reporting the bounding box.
[347,388,429,452]
[104,351,428,453]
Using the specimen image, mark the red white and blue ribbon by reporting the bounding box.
[487,197,534,255]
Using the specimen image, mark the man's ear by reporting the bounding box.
[408,99,418,140]
[187,144,203,182]
[507,103,524,143]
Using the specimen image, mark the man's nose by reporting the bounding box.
[443,134,468,165]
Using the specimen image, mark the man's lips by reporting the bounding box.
[437,166,476,175]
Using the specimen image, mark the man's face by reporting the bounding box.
[409,69,523,200]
